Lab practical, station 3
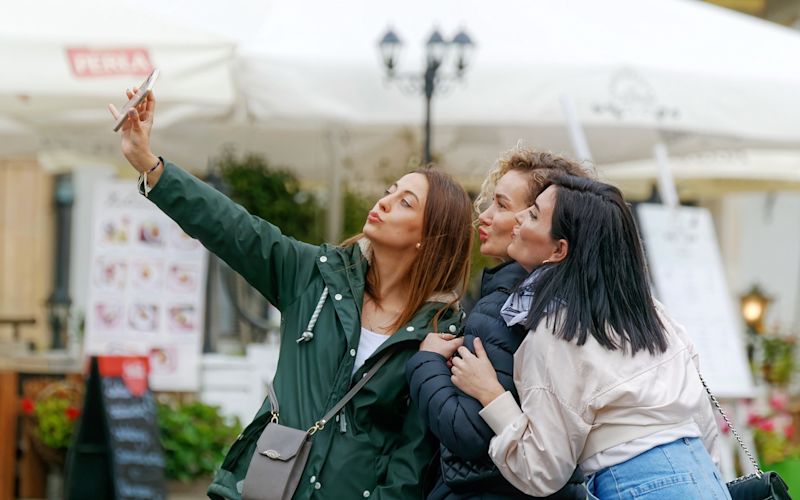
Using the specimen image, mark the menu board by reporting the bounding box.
[65,356,166,500]
[84,180,207,391]
[637,204,753,398]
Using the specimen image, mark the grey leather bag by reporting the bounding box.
[242,351,393,500]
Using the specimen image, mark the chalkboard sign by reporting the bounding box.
[65,356,166,500]
[637,204,754,398]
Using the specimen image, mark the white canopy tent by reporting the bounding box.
[2,0,800,185]
[599,149,800,200]
[0,0,237,168]
[203,0,800,187]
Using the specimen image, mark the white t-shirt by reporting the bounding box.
[352,327,391,375]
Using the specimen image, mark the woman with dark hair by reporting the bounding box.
[450,175,729,499]
[109,89,474,499]
[406,148,588,500]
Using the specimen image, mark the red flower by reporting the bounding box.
[720,420,731,434]
[770,394,788,412]
[748,413,763,426]
[21,397,35,415]
[785,424,796,440]
[758,419,776,432]
[65,407,81,421]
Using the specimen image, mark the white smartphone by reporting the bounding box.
[112,68,160,132]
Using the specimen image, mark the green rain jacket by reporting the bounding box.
[145,161,463,500]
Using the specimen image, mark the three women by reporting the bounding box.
[112,89,727,499]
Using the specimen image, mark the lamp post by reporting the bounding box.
[47,173,74,350]
[378,27,475,165]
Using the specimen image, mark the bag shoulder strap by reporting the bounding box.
[316,350,393,429]
[265,349,394,434]
[267,381,279,416]
[696,370,763,477]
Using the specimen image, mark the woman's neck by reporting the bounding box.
[370,244,416,301]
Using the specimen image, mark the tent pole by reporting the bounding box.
[559,95,595,175]
[325,128,344,244]
[653,141,679,209]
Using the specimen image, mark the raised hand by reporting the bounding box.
[108,88,159,174]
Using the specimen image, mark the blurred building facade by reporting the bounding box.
[707,0,800,26]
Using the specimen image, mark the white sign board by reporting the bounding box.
[84,180,208,391]
[637,204,753,398]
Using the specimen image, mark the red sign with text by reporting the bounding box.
[67,48,153,78]
[97,355,150,397]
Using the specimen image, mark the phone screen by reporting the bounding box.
[112,68,160,132]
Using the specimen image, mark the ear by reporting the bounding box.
[547,238,569,264]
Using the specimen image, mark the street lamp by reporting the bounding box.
[378,27,475,165]
[741,284,770,334]
[740,284,771,364]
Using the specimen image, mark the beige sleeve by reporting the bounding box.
[479,387,591,496]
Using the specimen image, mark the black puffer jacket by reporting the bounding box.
[406,261,585,500]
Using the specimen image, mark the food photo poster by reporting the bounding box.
[85,181,208,391]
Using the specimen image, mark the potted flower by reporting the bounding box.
[20,380,83,467]
[748,392,800,490]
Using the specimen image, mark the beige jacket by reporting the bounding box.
[479,306,721,497]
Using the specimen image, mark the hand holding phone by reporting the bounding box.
[111,68,159,132]
[108,70,160,174]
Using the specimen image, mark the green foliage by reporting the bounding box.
[754,426,800,465]
[157,399,242,482]
[214,149,324,244]
[761,335,797,386]
[342,186,375,240]
[34,397,77,449]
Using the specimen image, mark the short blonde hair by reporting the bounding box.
[474,147,591,215]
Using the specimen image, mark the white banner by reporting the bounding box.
[84,180,208,391]
[637,204,753,398]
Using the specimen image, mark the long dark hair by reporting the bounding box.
[524,175,667,355]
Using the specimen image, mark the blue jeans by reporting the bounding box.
[585,437,731,499]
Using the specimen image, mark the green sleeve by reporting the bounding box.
[370,399,437,500]
[146,160,319,309]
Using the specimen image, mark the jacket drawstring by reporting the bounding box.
[296,286,329,343]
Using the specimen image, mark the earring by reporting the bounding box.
[415,242,421,249]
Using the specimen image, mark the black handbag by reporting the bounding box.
[698,373,792,500]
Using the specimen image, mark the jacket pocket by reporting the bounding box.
[630,472,697,498]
